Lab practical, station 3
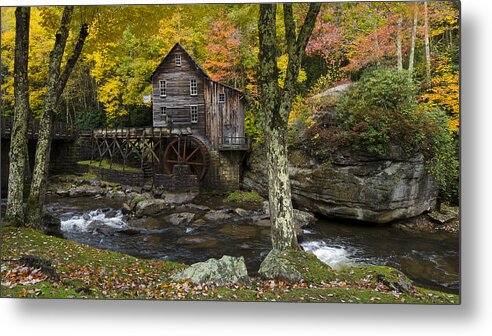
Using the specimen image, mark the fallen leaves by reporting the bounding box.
[1,263,48,289]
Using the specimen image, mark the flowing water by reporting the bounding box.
[46,196,459,294]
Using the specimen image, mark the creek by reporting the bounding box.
[46,196,459,294]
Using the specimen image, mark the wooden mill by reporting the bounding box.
[91,43,249,190]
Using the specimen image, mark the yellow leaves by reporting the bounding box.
[277,54,307,89]
[420,53,460,133]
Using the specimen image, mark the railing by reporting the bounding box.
[218,136,250,151]
[1,115,77,140]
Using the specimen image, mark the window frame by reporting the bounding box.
[190,79,198,96]
[175,55,181,67]
[160,106,168,124]
[159,80,166,97]
[190,105,198,123]
[218,93,226,103]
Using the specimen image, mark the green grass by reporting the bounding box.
[224,191,264,205]
[77,159,141,173]
[0,226,459,303]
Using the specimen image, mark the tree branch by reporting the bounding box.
[56,23,89,101]
[283,4,296,59]
[283,2,321,97]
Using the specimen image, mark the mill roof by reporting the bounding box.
[149,42,242,94]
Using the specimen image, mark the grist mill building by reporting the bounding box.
[91,42,249,191]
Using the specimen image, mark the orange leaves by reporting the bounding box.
[1,263,48,289]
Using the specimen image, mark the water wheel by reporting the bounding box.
[163,136,209,181]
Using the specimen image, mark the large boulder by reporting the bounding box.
[135,199,169,217]
[244,148,438,224]
[169,255,251,286]
[258,249,336,283]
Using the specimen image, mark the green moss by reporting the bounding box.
[224,191,264,204]
[0,227,458,303]
[282,250,338,283]
[130,195,147,208]
[77,159,141,173]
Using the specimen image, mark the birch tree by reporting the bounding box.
[258,3,321,251]
[396,13,403,71]
[5,7,30,226]
[424,1,431,82]
[408,2,418,71]
[26,6,88,227]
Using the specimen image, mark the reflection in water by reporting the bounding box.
[48,197,459,294]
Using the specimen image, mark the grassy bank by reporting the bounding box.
[1,226,458,303]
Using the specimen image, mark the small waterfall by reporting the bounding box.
[60,209,127,233]
[301,240,357,270]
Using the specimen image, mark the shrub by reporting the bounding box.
[336,67,458,201]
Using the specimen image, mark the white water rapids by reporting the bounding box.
[60,209,127,233]
[301,240,359,270]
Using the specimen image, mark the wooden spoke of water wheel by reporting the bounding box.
[163,137,209,181]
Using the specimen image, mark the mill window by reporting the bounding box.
[159,80,166,97]
[190,105,198,123]
[175,55,181,66]
[160,106,168,124]
[190,79,197,96]
[218,93,226,103]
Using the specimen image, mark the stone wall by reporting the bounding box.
[77,164,145,186]
[154,164,199,193]
[203,149,243,192]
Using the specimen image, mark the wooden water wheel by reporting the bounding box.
[163,136,209,181]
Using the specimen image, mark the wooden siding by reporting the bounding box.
[204,81,245,149]
[151,43,245,151]
[152,45,206,137]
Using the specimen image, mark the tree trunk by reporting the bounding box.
[26,7,88,227]
[258,3,320,252]
[408,3,418,71]
[424,1,431,82]
[5,7,30,226]
[396,14,403,71]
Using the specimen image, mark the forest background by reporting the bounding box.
[0,0,460,201]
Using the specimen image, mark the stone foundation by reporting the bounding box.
[154,165,199,193]
[203,149,244,192]
[77,164,145,186]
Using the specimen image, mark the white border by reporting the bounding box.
[2,1,491,335]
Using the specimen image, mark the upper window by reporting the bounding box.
[190,105,198,123]
[218,93,226,103]
[175,55,181,66]
[190,79,197,96]
[159,80,166,97]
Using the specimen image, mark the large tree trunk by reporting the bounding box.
[396,14,403,71]
[258,4,296,251]
[258,3,320,252]
[26,7,88,227]
[5,7,30,226]
[408,3,418,71]
[424,1,431,82]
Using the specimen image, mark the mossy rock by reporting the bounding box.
[258,249,337,283]
[339,265,415,293]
